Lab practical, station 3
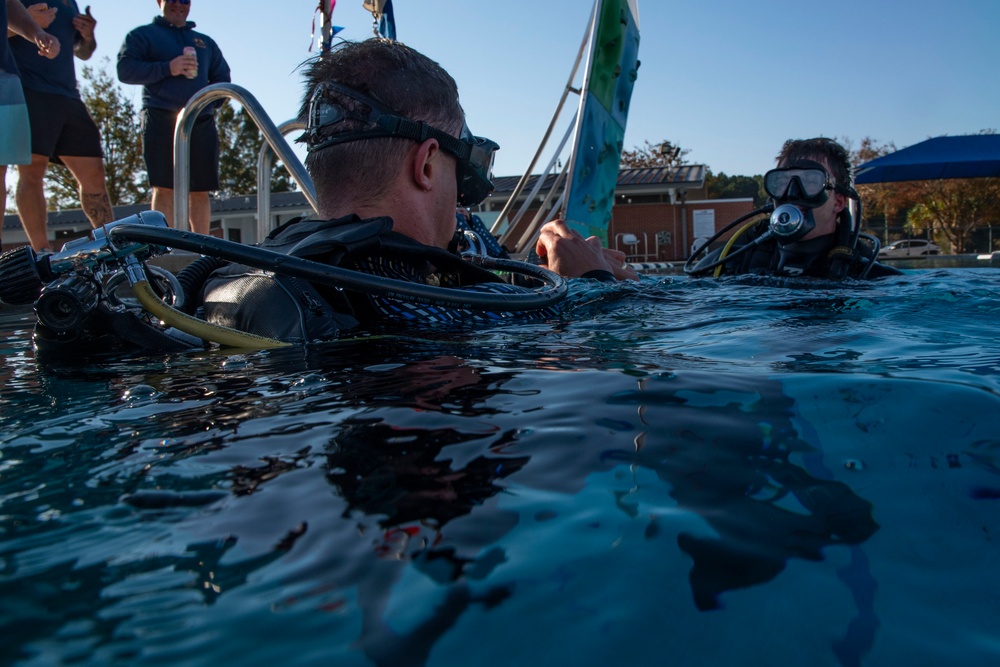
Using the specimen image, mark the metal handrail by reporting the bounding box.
[172,83,317,232]
[256,119,309,242]
[491,1,594,252]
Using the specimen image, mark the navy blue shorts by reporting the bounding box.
[141,107,220,191]
[23,88,103,163]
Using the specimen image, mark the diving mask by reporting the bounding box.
[300,81,499,207]
[764,160,835,208]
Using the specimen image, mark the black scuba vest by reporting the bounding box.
[691,221,902,280]
[200,215,513,343]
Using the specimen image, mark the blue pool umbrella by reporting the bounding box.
[854,135,1000,184]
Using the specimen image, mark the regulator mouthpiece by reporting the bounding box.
[769,204,815,244]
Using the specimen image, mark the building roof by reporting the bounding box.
[491,165,706,197]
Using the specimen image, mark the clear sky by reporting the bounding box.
[84,0,1000,179]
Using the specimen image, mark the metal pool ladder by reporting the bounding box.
[171,82,317,241]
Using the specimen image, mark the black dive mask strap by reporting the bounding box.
[299,81,498,206]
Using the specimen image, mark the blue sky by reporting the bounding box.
[89,0,1000,179]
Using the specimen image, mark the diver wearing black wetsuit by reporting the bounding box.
[198,40,629,344]
[687,139,902,280]
[0,39,631,356]
[197,214,569,343]
[688,213,901,280]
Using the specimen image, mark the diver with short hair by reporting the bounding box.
[199,39,636,342]
[0,39,637,354]
[686,137,901,280]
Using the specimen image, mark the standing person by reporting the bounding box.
[1,0,58,251]
[10,1,113,252]
[117,0,230,236]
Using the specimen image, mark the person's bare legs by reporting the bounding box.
[151,187,211,235]
[14,155,53,251]
[61,155,113,228]
[151,185,174,227]
[189,191,211,236]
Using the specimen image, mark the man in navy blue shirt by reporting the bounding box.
[117,0,230,236]
[9,1,113,252]
[2,0,58,251]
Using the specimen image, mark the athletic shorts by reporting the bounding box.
[141,107,220,192]
[22,88,104,163]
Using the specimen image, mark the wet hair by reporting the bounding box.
[776,137,852,189]
[299,40,465,212]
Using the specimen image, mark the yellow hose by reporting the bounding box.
[131,280,290,350]
[713,219,764,278]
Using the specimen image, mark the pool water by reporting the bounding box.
[2,268,1000,666]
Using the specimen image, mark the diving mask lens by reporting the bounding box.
[764,168,832,201]
[455,123,499,207]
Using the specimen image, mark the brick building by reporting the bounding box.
[3,168,755,262]
[479,166,755,262]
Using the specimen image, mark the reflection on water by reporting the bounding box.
[2,269,1000,666]
[607,372,879,612]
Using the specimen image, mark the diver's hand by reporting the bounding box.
[602,246,639,281]
[536,219,635,280]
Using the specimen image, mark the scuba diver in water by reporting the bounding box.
[686,137,901,279]
[198,38,637,342]
[0,38,636,354]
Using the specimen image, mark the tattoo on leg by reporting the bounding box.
[81,191,114,227]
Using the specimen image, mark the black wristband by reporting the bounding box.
[580,269,616,282]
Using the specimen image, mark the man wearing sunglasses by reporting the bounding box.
[688,138,900,279]
[117,0,230,236]
[200,39,634,341]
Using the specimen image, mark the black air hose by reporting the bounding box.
[109,225,567,312]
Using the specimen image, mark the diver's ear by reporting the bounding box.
[411,138,441,192]
[833,191,847,213]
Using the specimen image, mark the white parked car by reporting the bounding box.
[878,239,942,258]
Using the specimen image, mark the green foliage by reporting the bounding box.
[46,59,148,210]
[216,101,295,196]
[619,139,689,170]
[908,177,1000,253]
[706,171,766,207]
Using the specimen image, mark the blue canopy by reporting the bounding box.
[853,135,1000,184]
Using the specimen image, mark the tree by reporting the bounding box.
[908,177,1000,253]
[706,171,766,207]
[46,59,148,210]
[216,101,295,196]
[849,136,923,235]
[850,131,1000,252]
[43,63,298,214]
[619,139,689,170]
